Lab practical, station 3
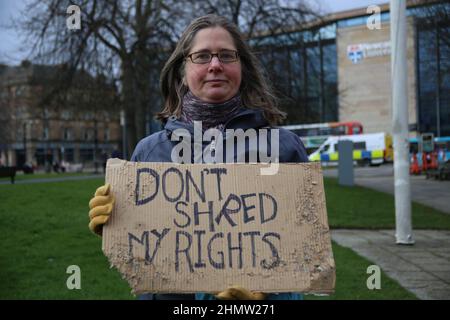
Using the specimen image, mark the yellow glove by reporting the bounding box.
[88,183,115,236]
[215,285,266,300]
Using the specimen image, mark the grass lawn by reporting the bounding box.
[0,179,132,299]
[0,172,97,183]
[305,242,417,300]
[325,177,450,229]
[0,177,445,299]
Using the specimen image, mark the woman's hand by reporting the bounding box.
[215,286,266,300]
[88,184,115,236]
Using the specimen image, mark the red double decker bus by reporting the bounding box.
[282,121,363,136]
[281,121,364,154]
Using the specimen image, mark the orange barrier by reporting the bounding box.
[421,152,428,172]
[410,153,421,175]
[429,152,439,170]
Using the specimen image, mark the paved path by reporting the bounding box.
[332,229,450,300]
[323,165,450,214]
[0,174,103,185]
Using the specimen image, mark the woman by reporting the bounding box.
[88,14,308,300]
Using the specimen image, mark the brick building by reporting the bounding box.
[0,61,121,170]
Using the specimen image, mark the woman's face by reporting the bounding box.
[184,27,242,103]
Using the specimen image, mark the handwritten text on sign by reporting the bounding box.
[132,166,281,272]
[103,160,335,294]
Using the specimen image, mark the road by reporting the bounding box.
[322,164,450,214]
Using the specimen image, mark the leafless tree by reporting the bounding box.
[191,0,324,124]
[413,0,450,47]
[16,0,184,157]
[0,83,14,162]
[16,0,321,155]
[192,0,320,40]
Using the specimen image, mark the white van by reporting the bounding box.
[308,132,393,165]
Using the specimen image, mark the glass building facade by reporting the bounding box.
[142,2,449,137]
[251,25,338,125]
[416,19,450,136]
[249,3,450,135]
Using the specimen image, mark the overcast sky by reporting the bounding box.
[0,0,389,65]
[309,0,388,13]
[0,0,28,64]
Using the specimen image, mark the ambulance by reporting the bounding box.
[308,132,393,165]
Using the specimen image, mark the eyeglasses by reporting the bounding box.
[186,50,239,64]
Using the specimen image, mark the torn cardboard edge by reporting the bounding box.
[102,160,335,295]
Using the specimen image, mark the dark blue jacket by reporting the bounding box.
[131,108,308,163]
[131,107,308,300]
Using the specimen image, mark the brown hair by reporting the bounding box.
[158,14,286,125]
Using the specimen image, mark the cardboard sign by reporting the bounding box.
[103,159,335,295]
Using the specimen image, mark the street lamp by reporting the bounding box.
[390,0,414,245]
[94,117,98,174]
[23,121,27,167]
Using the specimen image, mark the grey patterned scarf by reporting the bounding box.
[180,90,243,131]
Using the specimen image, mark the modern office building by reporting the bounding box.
[254,0,449,137]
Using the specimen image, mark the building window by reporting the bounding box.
[104,127,110,142]
[84,128,94,141]
[17,124,24,140]
[80,148,94,162]
[43,108,49,119]
[62,148,74,162]
[43,126,49,140]
[16,105,27,117]
[15,86,25,97]
[35,148,45,165]
[417,21,450,136]
[61,110,72,120]
[84,112,94,121]
[63,128,72,141]
[257,29,338,124]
